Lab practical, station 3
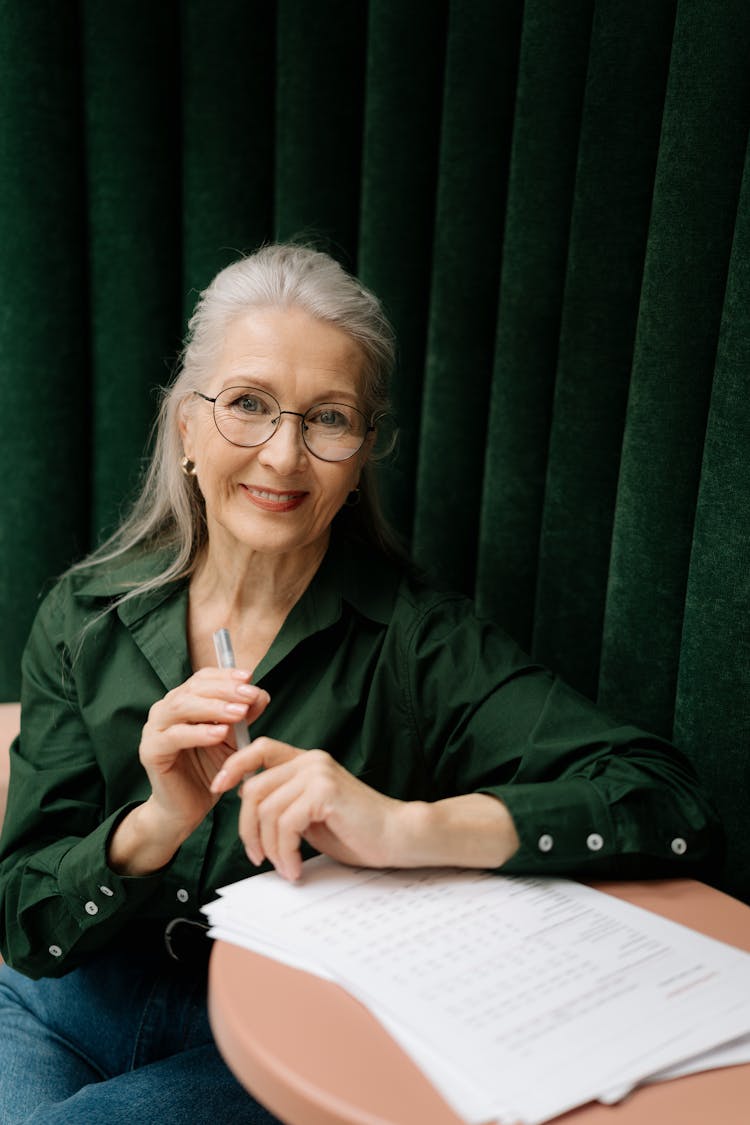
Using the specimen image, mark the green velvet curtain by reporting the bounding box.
[1,0,748,902]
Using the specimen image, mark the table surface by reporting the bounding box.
[208,877,750,1125]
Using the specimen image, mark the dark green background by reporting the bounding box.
[1,0,748,902]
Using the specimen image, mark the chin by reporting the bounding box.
[217,513,326,557]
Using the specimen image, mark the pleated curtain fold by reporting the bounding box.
[1,0,748,901]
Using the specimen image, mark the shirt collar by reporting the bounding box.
[71,534,401,629]
[72,549,185,626]
[249,534,400,683]
[314,532,401,626]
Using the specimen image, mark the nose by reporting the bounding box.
[255,412,307,473]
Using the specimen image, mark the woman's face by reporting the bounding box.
[180,305,371,562]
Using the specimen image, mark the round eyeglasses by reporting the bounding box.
[194,386,374,462]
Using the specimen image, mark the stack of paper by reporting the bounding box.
[203,857,750,1125]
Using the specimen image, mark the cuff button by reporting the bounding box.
[586,833,604,851]
[538,833,554,853]
[671,837,687,855]
[84,901,99,916]
[49,944,62,957]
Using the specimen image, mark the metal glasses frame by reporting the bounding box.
[193,388,374,463]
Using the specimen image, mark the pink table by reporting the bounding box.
[209,878,750,1125]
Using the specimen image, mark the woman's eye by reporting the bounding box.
[234,395,267,415]
[311,408,348,428]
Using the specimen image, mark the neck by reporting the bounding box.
[190,530,330,620]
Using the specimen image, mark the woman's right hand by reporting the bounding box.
[108,668,270,875]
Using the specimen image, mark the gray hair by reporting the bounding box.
[71,244,403,607]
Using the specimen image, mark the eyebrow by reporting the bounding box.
[217,376,361,405]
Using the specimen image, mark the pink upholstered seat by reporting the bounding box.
[0,702,20,835]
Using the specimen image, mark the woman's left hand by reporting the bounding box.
[211,738,521,880]
[210,738,406,881]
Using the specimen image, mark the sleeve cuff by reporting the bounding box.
[478,780,618,874]
[57,803,167,929]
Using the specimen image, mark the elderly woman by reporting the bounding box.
[0,244,719,1123]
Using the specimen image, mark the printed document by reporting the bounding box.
[204,858,750,1124]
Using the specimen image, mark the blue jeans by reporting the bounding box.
[0,949,280,1124]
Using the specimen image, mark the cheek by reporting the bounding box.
[183,410,220,464]
[195,446,251,503]
[319,464,361,507]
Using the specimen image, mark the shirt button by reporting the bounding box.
[99,886,114,897]
[538,834,554,853]
[671,837,687,855]
[586,833,604,851]
[84,901,99,915]
[176,888,189,903]
[49,944,62,957]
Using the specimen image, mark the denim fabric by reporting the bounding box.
[0,950,279,1124]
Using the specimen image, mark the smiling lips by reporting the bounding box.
[241,484,308,512]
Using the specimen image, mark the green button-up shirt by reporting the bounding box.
[0,537,720,978]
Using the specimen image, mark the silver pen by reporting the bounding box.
[213,627,251,749]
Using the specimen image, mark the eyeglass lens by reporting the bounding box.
[212,387,368,462]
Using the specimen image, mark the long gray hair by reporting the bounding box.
[70,244,403,606]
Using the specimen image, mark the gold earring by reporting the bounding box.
[180,456,197,477]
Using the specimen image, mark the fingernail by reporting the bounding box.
[236,685,256,699]
[225,702,246,716]
[211,768,228,793]
[231,669,252,680]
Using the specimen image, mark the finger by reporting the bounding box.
[256,762,338,880]
[240,757,303,803]
[206,674,270,719]
[210,737,302,793]
[141,722,230,767]
[274,792,325,881]
[162,668,261,712]
[243,687,272,725]
[192,665,253,686]
[220,690,272,754]
[150,681,269,731]
[255,778,313,881]
[237,772,274,868]
[236,758,305,866]
[236,750,337,865]
[150,693,250,731]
